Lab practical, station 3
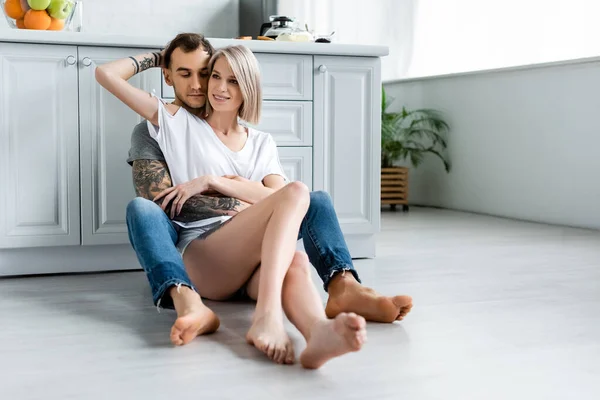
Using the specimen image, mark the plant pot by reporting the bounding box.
[381,166,409,211]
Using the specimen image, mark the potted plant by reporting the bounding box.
[381,87,450,211]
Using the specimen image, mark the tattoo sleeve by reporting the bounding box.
[129,56,139,74]
[138,55,154,73]
[129,52,162,76]
[132,160,248,221]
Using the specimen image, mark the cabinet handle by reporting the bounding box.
[81,57,92,67]
[66,55,76,65]
[318,64,327,73]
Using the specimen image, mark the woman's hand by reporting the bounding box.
[154,175,214,219]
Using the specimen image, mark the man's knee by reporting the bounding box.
[126,197,163,223]
[309,191,333,210]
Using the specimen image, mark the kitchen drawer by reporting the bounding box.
[256,54,313,101]
[277,147,313,190]
[162,54,313,101]
[254,101,312,146]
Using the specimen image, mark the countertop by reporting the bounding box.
[0,30,389,57]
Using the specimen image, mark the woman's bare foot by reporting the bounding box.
[300,312,367,369]
[325,273,413,323]
[170,305,220,346]
[246,312,295,364]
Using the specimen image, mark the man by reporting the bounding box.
[120,33,412,345]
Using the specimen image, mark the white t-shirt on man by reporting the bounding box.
[146,96,288,229]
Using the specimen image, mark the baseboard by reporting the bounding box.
[0,232,377,277]
[0,245,140,277]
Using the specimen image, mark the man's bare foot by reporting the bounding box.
[246,312,295,365]
[170,305,220,346]
[325,273,413,323]
[300,312,367,369]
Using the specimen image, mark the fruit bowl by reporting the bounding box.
[2,0,76,31]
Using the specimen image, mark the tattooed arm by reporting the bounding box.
[132,160,249,222]
[95,51,169,126]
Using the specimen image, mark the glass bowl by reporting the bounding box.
[2,0,77,31]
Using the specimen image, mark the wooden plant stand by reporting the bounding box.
[381,167,409,211]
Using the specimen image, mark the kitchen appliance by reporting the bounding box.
[260,15,297,38]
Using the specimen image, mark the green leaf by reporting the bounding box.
[380,85,451,172]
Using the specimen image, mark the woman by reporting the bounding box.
[99,44,367,369]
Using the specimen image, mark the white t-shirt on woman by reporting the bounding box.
[146,96,288,229]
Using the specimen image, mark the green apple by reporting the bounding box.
[27,0,51,11]
[47,0,73,19]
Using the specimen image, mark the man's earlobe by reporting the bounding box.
[162,68,174,87]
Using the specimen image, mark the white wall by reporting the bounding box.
[384,60,600,230]
[404,0,600,79]
[1,0,239,39]
[277,0,416,81]
[277,0,600,80]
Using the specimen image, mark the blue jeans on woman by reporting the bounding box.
[126,191,361,309]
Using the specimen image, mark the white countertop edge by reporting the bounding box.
[0,31,389,57]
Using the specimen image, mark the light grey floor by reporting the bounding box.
[1,207,600,400]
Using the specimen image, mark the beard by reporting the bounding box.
[173,85,206,110]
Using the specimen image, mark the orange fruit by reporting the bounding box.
[4,0,25,19]
[16,18,25,28]
[47,17,64,30]
[23,9,51,30]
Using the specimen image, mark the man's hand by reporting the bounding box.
[154,175,215,219]
[132,160,249,221]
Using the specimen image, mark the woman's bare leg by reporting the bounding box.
[169,286,220,346]
[182,182,310,363]
[246,252,368,368]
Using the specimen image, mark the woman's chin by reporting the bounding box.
[210,103,235,113]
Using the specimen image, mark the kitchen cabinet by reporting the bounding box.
[78,47,162,245]
[0,37,383,275]
[0,43,80,249]
[313,56,381,253]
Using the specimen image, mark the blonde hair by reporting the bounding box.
[205,45,262,124]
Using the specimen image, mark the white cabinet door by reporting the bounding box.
[0,43,80,249]
[278,147,313,190]
[313,56,381,238]
[78,47,162,245]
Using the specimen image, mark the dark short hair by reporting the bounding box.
[162,33,215,69]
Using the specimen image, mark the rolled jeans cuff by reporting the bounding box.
[321,265,361,292]
[153,278,198,311]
